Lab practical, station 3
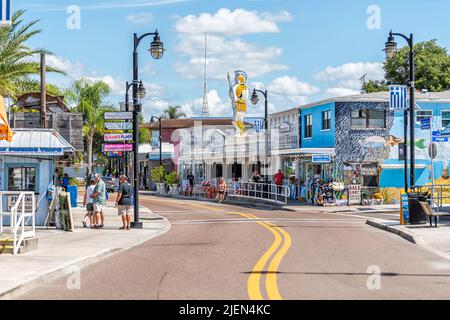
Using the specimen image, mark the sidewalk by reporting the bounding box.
[367,215,450,262]
[0,202,171,299]
[284,200,400,214]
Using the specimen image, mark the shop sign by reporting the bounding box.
[312,154,331,163]
[103,144,133,152]
[7,194,34,211]
[104,133,133,142]
[348,185,361,204]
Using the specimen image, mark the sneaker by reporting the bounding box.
[82,222,87,228]
[100,224,104,228]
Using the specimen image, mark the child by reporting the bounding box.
[83,178,96,228]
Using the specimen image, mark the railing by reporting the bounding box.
[0,191,36,255]
[226,181,290,206]
[413,185,450,212]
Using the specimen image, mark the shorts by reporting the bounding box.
[86,203,94,212]
[93,204,104,213]
[118,205,132,216]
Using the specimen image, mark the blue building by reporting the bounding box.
[273,91,450,201]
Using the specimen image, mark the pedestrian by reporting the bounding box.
[251,170,262,183]
[217,177,228,204]
[91,174,106,229]
[83,178,96,228]
[61,173,70,191]
[187,171,195,196]
[273,169,285,198]
[115,175,133,230]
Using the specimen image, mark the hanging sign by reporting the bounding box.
[104,133,133,142]
[104,122,133,130]
[389,85,408,110]
[104,112,133,120]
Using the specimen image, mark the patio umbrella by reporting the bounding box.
[0,95,14,142]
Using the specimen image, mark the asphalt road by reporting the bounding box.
[19,195,450,300]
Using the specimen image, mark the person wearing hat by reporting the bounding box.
[115,175,133,230]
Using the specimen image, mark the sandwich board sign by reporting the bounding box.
[0,0,11,27]
[348,185,362,205]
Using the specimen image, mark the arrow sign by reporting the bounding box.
[104,122,133,130]
[104,112,133,120]
[104,133,133,142]
[0,0,11,27]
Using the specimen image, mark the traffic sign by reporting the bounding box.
[420,117,431,130]
[104,122,133,130]
[0,0,11,27]
[103,144,133,152]
[104,112,133,120]
[389,85,408,110]
[104,133,133,142]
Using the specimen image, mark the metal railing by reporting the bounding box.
[0,191,36,255]
[226,181,290,206]
[413,185,450,211]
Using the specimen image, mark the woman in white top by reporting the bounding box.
[83,178,96,228]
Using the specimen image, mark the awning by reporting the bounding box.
[0,129,75,156]
[0,95,13,142]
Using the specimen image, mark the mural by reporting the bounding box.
[228,70,250,137]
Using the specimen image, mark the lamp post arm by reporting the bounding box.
[392,32,414,49]
[134,31,158,50]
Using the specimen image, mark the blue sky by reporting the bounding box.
[15,0,450,120]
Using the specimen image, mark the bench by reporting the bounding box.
[419,202,450,227]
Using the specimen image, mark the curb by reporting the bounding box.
[366,218,450,262]
[0,207,171,300]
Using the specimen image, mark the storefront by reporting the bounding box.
[0,129,75,225]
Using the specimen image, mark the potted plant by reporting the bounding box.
[151,166,166,194]
[165,172,180,195]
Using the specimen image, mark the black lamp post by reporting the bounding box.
[151,116,163,166]
[131,30,164,229]
[251,89,269,183]
[385,30,415,190]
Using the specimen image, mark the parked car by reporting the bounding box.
[102,176,117,193]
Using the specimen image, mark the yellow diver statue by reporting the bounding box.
[228,70,249,137]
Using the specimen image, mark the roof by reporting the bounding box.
[16,93,70,113]
[142,118,251,129]
[0,129,75,156]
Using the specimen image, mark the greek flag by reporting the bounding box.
[389,85,408,110]
[0,0,11,26]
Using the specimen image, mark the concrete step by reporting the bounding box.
[0,237,38,254]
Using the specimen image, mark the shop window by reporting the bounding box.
[351,109,386,129]
[322,110,331,130]
[361,163,379,187]
[442,111,450,128]
[304,114,312,138]
[8,166,36,192]
[416,110,432,123]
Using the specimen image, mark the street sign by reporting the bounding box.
[103,144,133,152]
[428,142,438,159]
[104,133,133,142]
[104,122,133,130]
[389,85,408,110]
[311,154,331,163]
[420,117,431,130]
[348,185,362,204]
[104,112,133,120]
[0,0,11,27]
[431,130,449,143]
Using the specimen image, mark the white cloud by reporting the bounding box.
[126,12,153,25]
[175,8,292,35]
[314,62,384,86]
[268,76,320,96]
[45,55,84,79]
[326,88,360,97]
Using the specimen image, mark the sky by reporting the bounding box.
[13,0,450,120]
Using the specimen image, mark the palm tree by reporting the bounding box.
[66,79,115,174]
[163,105,186,119]
[0,10,61,97]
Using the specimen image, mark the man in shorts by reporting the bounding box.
[115,175,133,230]
[91,174,106,228]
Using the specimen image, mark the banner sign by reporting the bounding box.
[401,192,409,223]
[348,185,362,204]
[420,117,431,130]
[104,122,133,130]
[0,147,64,155]
[0,0,11,27]
[389,85,408,110]
[103,144,133,152]
[104,133,133,142]
[104,112,133,120]
[312,154,331,163]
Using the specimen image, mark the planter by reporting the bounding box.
[169,184,179,195]
[156,183,166,194]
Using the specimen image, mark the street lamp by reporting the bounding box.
[131,30,164,229]
[151,115,163,166]
[385,30,415,189]
[251,88,269,183]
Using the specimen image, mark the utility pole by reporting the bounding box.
[40,53,47,128]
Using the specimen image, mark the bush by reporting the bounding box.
[69,177,80,186]
[151,166,166,183]
[165,171,180,185]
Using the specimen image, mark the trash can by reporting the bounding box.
[407,192,428,224]
[67,185,78,208]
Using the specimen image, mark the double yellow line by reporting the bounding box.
[229,212,292,300]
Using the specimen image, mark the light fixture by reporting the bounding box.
[137,81,147,99]
[384,30,398,59]
[251,89,259,105]
[149,30,164,60]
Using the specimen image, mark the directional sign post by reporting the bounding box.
[104,133,133,142]
[104,112,133,120]
[104,122,133,131]
[0,0,11,27]
[103,144,133,152]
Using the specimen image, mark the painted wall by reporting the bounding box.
[300,102,335,148]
